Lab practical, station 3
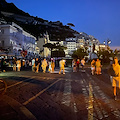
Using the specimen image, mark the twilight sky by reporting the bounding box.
[6,0,120,48]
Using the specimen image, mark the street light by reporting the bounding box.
[107,39,111,45]
[103,39,111,49]
[104,39,111,45]
[103,41,105,45]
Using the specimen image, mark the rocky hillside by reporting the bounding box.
[0,0,78,40]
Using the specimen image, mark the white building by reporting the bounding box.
[0,22,38,58]
[77,38,85,48]
[65,40,76,57]
[49,40,64,46]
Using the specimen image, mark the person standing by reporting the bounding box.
[22,59,25,70]
[17,58,21,71]
[1,58,6,72]
[29,59,32,69]
[81,58,85,72]
[48,60,52,73]
[12,57,17,71]
[41,58,48,73]
[76,59,80,72]
[112,57,120,100]
[32,58,35,72]
[51,60,55,73]
[95,59,102,75]
[59,59,66,74]
[91,59,96,75]
[35,58,40,73]
[38,58,42,72]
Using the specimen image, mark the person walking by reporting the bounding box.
[112,57,120,100]
[59,59,66,74]
[32,58,35,72]
[17,58,21,71]
[95,59,102,75]
[72,59,77,72]
[41,58,48,73]
[12,57,17,71]
[91,59,96,75]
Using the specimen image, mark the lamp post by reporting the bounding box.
[103,39,111,49]
[107,39,111,46]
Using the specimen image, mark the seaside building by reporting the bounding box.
[0,22,38,58]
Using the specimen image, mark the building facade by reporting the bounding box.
[0,22,38,58]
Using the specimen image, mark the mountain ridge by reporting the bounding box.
[0,0,78,40]
[0,0,30,16]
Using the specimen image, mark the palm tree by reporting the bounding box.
[109,49,120,60]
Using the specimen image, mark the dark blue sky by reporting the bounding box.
[6,0,120,47]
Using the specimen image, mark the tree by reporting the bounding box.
[96,48,120,63]
[97,49,110,63]
[72,48,88,59]
[43,43,56,51]
[55,42,67,51]
[43,43,67,57]
[51,50,65,57]
[109,49,120,60]
[96,49,103,59]
[43,43,56,57]
[52,43,66,57]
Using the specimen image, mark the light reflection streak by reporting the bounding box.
[88,82,93,120]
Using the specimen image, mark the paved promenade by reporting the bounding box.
[0,67,120,120]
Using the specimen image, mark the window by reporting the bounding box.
[0,29,4,34]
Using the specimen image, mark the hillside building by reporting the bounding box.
[0,22,38,58]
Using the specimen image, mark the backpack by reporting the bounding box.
[108,65,119,77]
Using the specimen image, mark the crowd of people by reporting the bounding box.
[72,58,86,72]
[0,57,67,74]
[1,56,120,100]
[72,58,103,75]
[90,57,120,101]
[72,57,120,101]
